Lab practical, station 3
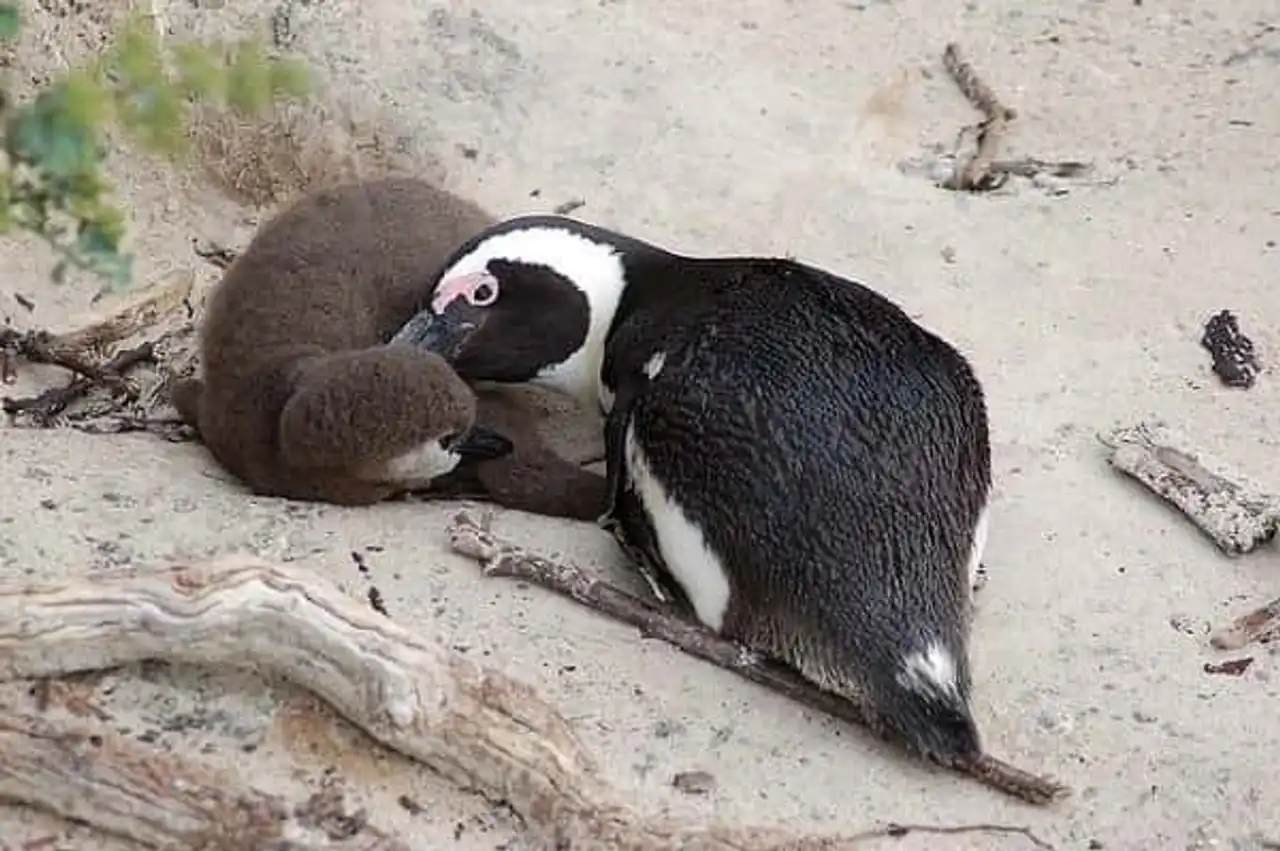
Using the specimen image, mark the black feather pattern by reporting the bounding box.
[603,254,992,762]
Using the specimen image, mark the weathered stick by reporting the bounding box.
[1210,595,1280,650]
[57,268,195,357]
[1098,421,1280,556]
[2,342,156,423]
[0,556,616,848]
[2,268,199,433]
[0,556,1054,849]
[444,509,1070,807]
[941,43,1017,192]
[0,268,193,376]
[0,710,410,850]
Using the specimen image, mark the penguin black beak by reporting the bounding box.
[390,298,484,359]
[390,270,499,359]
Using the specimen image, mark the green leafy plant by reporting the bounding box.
[0,3,309,289]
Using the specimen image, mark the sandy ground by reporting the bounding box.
[2,0,1279,848]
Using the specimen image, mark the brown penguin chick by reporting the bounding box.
[176,177,595,509]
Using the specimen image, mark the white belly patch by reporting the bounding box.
[623,421,732,631]
[375,440,461,487]
[966,502,990,595]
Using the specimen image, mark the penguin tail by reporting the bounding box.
[874,638,982,763]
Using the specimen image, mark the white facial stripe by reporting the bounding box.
[598,383,616,416]
[438,220,627,408]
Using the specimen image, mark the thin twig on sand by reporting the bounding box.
[444,508,1071,807]
[1,269,199,439]
[191,237,239,271]
[936,44,1092,192]
[2,342,155,424]
[1210,596,1280,650]
[941,42,1017,191]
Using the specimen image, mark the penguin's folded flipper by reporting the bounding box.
[423,388,610,521]
[471,447,608,522]
[445,423,515,461]
[599,373,691,608]
[278,346,476,471]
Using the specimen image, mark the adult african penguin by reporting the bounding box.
[392,214,993,765]
[177,182,606,519]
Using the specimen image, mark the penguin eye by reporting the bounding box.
[469,280,499,307]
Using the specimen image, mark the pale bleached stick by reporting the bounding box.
[1210,595,1280,650]
[941,43,1017,192]
[1098,421,1280,556]
[0,556,1039,850]
[0,710,410,850]
[0,556,617,849]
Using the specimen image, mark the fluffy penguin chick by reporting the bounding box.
[392,215,993,763]
[176,180,605,516]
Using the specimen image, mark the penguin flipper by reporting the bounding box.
[600,383,690,610]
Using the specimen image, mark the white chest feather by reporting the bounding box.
[623,420,732,631]
[598,382,616,416]
[375,440,461,488]
[965,503,990,596]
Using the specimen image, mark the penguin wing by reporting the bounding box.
[600,370,688,606]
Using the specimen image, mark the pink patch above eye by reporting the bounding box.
[432,270,499,314]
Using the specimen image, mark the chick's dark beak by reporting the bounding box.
[441,424,514,461]
[390,298,484,359]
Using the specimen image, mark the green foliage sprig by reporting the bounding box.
[0,4,308,289]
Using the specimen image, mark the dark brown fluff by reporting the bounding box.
[175,177,606,517]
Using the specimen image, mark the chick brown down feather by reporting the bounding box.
[179,177,606,516]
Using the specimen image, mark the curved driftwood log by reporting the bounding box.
[0,556,1058,849]
[0,556,619,848]
[0,710,410,850]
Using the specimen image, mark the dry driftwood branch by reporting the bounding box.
[0,555,1062,849]
[2,342,156,423]
[2,268,200,438]
[0,710,411,850]
[940,43,1017,192]
[0,556,613,848]
[1210,595,1280,650]
[1098,421,1280,556]
[445,509,1070,807]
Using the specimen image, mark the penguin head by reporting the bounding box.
[391,218,630,406]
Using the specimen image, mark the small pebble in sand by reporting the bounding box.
[672,770,717,795]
